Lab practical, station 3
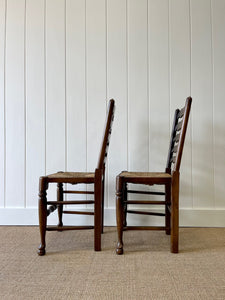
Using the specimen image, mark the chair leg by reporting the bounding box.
[123,183,127,227]
[101,177,105,234]
[94,169,102,251]
[57,183,63,229]
[165,183,171,235]
[171,172,179,253]
[116,176,124,255]
[38,177,48,256]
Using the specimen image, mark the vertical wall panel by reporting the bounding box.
[86,0,106,172]
[66,0,86,206]
[211,0,225,208]
[26,0,45,207]
[169,0,192,208]
[45,0,65,200]
[1,0,225,225]
[191,0,214,208]
[0,0,5,207]
[5,0,25,207]
[66,0,86,174]
[107,0,127,207]
[128,0,148,172]
[148,0,170,173]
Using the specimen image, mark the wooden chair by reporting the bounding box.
[38,99,115,255]
[116,97,192,254]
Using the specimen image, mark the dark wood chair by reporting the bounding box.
[38,99,115,255]
[116,97,192,254]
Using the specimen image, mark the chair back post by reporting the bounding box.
[174,97,192,171]
[166,109,180,173]
[166,97,192,174]
[97,99,115,171]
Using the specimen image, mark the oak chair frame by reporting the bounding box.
[38,99,115,255]
[116,97,192,254]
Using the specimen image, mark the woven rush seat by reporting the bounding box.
[120,172,172,178]
[119,172,172,185]
[46,172,95,183]
[48,172,95,178]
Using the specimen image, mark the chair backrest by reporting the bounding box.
[166,97,192,172]
[97,99,115,170]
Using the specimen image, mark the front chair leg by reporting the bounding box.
[38,177,48,256]
[116,176,124,255]
[171,171,179,253]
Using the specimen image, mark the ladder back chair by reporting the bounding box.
[116,97,192,254]
[38,99,115,255]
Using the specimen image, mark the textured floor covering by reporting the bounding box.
[0,226,225,299]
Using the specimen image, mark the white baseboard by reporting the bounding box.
[0,207,225,227]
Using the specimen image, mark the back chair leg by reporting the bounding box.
[94,169,102,251]
[57,183,63,228]
[38,177,48,256]
[101,177,105,234]
[123,183,127,227]
[116,176,124,255]
[165,183,171,235]
[171,172,179,253]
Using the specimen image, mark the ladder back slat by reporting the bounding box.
[177,106,185,118]
[175,120,183,131]
[97,99,115,169]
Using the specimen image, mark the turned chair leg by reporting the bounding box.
[57,183,63,229]
[94,169,102,251]
[165,183,171,235]
[171,172,179,253]
[116,176,124,255]
[38,177,48,256]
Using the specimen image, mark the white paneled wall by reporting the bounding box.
[0,0,225,226]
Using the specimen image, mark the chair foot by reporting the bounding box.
[38,244,46,256]
[94,246,101,252]
[57,222,63,231]
[171,241,178,253]
[116,242,123,255]
[166,228,171,235]
[171,248,178,254]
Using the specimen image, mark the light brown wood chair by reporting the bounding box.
[116,97,192,254]
[38,99,115,255]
